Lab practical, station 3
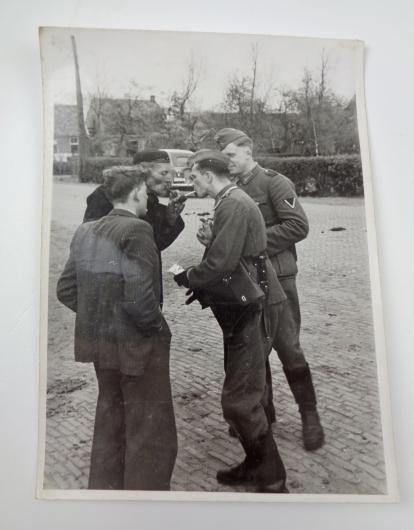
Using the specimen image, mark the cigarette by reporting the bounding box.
[171,190,197,203]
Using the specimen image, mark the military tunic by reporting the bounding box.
[188,185,286,445]
[235,165,309,369]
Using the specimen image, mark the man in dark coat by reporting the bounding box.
[175,150,288,493]
[215,128,324,451]
[83,150,186,304]
[57,166,177,490]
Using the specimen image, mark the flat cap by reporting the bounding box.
[214,128,251,149]
[133,149,170,164]
[187,149,230,167]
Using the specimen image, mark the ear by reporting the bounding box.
[205,171,214,184]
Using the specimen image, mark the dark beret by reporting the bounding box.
[133,149,170,164]
[214,128,251,149]
[187,149,230,167]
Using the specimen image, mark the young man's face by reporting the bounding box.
[133,182,148,218]
[146,163,172,197]
[189,166,210,198]
[222,143,251,176]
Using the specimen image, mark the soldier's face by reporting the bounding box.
[222,143,251,176]
[146,163,172,197]
[189,166,209,198]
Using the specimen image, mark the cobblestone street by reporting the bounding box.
[43,180,387,495]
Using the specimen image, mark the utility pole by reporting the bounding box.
[71,35,88,181]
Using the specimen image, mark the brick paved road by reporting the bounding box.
[43,180,386,495]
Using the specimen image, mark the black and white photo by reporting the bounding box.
[37,26,397,501]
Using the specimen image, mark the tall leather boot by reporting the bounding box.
[217,430,288,493]
[283,364,325,451]
[248,430,288,493]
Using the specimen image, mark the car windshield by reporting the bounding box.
[170,154,191,167]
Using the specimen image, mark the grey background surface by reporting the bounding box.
[1,0,413,529]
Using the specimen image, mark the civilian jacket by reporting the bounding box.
[83,185,184,250]
[57,209,168,376]
[83,185,185,303]
[236,164,309,278]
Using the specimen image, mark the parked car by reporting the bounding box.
[160,149,194,190]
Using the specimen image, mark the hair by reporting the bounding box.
[195,158,229,178]
[233,136,254,152]
[102,166,149,203]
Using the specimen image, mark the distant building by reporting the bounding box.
[53,104,79,162]
[86,95,165,156]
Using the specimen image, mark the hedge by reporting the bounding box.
[256,154,363,197]
[70,154,363,196]
[73,157,133,183]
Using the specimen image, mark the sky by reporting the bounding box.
[40,27,359,111]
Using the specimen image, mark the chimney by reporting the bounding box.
[150,95,156,103]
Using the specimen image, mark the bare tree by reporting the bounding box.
[317,49,329,107]
[170,55,201,120]
[223,43,273,142]
[86,81,165,156]
[249,43,259,119]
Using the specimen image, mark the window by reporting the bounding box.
[70,136,79,155]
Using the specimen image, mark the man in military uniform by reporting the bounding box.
[174,150,288,493]
[57,166,177,490]
[215,128,324,451]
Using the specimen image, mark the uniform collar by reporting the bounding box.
[236,163,259,185]
[214,183,238,210]
[214,183,236,205]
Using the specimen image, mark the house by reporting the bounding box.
[53,104,79,162]
[86,95,165,156]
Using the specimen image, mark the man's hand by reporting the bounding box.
[185,289,198,305]
[166,191,186,225]
[197,219,213,247]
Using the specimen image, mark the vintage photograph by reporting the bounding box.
[38,26,396,500]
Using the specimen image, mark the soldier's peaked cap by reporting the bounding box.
[187,149,230,167]
[133,149,170,164]
[214,128,251,149]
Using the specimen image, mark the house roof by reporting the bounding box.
[54,104,78,137]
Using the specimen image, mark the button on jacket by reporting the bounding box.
[57,209,166,376]
[236,165,309,277]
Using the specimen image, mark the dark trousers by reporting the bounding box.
[213,303,282,444]
[88,334,177,490]
[264,276,309,420]
[273,276,307,369]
